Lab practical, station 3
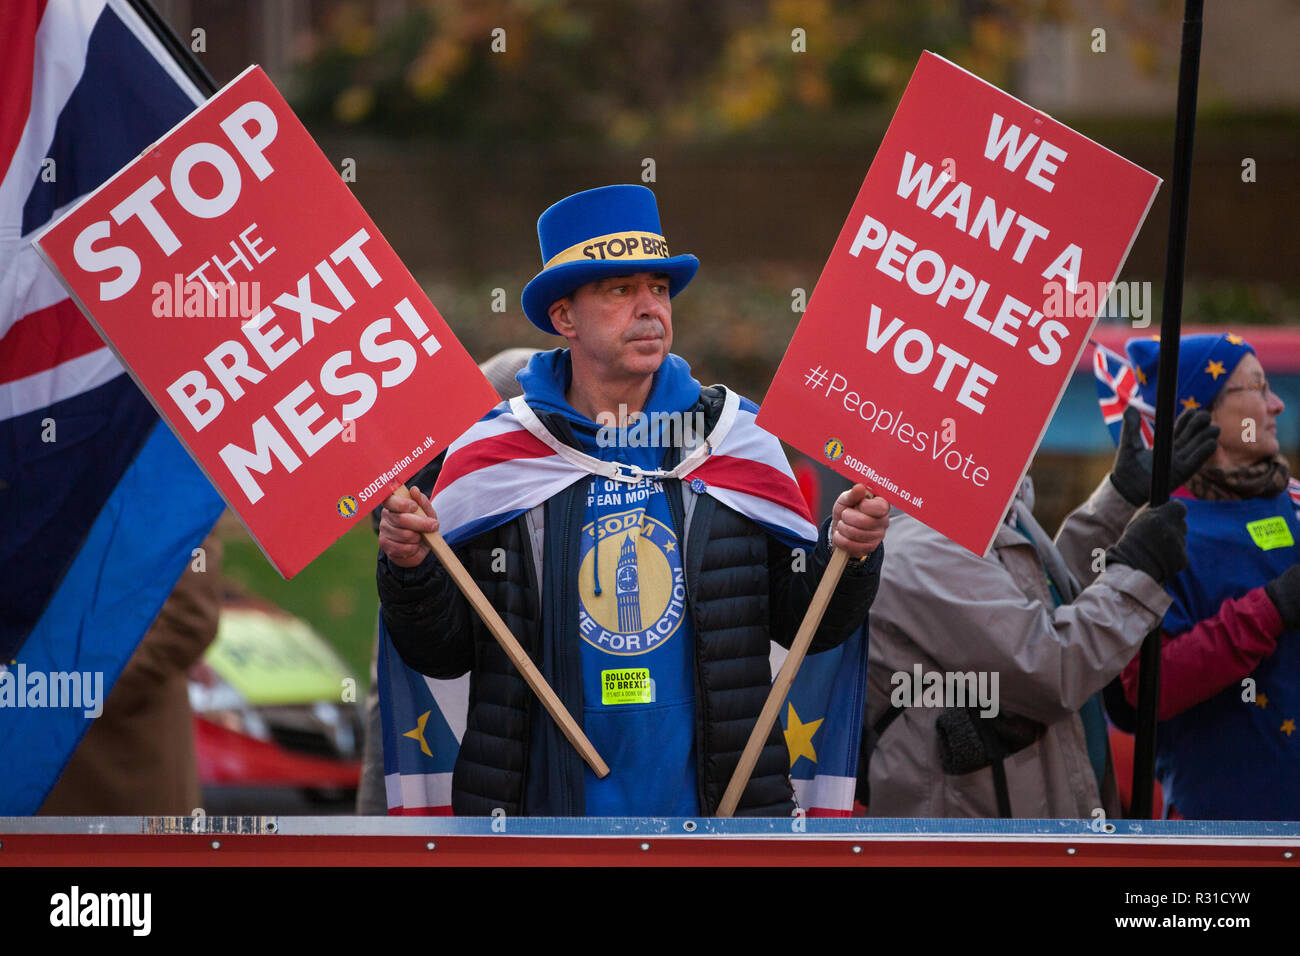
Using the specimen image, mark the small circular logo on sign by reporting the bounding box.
[824,439,844,461]
[337,495,358,517]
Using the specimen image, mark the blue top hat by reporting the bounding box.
[1125,332,1256,413]
[521,184,700,334]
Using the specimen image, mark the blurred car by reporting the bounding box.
[189,590,363,807]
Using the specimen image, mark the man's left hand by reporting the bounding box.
[831,484,890,559]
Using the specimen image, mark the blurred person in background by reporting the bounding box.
[40,534,223,815]
[1111,333,1300,820]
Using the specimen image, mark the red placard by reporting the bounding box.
[758,52,1160,555]
[34,66,498,577]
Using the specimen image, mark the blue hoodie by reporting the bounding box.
[517,349,702,815]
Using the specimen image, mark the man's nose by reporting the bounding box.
[632,283,666,317]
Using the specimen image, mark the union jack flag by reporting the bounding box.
[1093,341,1155,447]
[431,390,817,549]
[0,0,223,813]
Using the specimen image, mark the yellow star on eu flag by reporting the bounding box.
[1282,719,1296,737]
[1257,693,1270,708]
[404,710,433,757]
[1135,366,1148,385]
[1206,360,1226,380]
[1181,396,1201,411]
[783,703,823,768]
[1227,333,1244,345]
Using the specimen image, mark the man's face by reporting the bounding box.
[1210,352,1285,464]
[548,272,673,382]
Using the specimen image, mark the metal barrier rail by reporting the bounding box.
[2,817,1297,866]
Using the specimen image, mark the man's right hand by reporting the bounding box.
[378,485,439,568]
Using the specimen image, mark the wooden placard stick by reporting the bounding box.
[391,485,609,778]
[716,536,858,817]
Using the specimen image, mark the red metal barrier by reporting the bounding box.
[2,821,1297,867]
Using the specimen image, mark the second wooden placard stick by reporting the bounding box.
[391,484,609,778]
[716,533,859,817]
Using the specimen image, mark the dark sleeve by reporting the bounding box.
[376,546,476,680]
[373,449,476,678]
[767,516,882,653]
[1121,585,1284,719]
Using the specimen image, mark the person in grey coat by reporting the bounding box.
[863,406,1216,818]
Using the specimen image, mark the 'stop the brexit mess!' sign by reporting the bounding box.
[758,52,1161,556]
[34,66,499,578]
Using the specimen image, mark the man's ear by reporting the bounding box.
[549,297,574,337]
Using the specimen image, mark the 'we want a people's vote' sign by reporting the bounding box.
[759,52,1160,555]
[34,66,498,577]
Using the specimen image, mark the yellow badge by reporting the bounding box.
[601,668,652,706]
[1246,516,1295,551]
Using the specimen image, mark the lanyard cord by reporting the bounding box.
[506,390,739,484]
[508,390,740,597]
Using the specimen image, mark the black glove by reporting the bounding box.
[1265,565,1300,631]
[1109,406,1220,506]
[1106,500,1189,584]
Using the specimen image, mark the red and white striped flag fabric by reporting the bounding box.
[431,390,818,549]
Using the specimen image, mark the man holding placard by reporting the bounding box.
[378,185,888,816]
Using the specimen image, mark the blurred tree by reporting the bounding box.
[291,0,1132,145]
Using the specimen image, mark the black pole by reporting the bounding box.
[124,0,218,97]
[1131,0,1204,820]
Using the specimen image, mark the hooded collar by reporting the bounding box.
[516,348,702,455]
